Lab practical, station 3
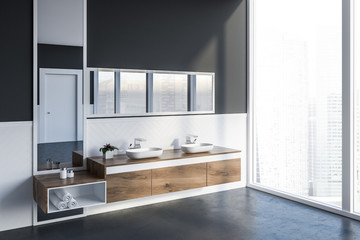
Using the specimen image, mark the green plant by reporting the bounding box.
[99,143,119,154]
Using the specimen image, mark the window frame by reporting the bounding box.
[90,68,215,118]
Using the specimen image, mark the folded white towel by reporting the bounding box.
[49,193,67,210]
[67,198,78,209]
[54,189,73,202]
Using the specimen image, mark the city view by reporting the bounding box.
[253,0,344,207]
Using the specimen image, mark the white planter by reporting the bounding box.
[103,151,114,160]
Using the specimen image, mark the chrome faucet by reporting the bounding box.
[186,134,198,144]
[130,138,146,149]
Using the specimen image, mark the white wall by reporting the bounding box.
[0,122,33,231]
[86,113,246,157]
[38,0,83,46]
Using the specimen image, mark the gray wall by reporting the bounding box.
[0,1,33,232]
[0,0,33,122]
[87,0,247,114]
[38,44,83,69]
[0,0,247,121]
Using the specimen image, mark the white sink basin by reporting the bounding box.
[181,143,214,154]
[126,147,163,160]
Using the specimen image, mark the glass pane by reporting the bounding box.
[153,73,188,112]
[195,74,213,111]
[354,0,360,213]
[119,72,146,114]
[253,0,342,207]
[97,71,115,114]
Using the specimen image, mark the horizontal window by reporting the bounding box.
[119,72,146,114]
[195,74,214,112]
[96,70,115,115]
[90,69,215,117]
[153,73,188,113]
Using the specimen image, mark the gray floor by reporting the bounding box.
[1,188,360,240]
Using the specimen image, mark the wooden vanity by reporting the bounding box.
[34,146,241,213]
[87,146,241,203]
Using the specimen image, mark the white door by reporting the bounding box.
[39,69,82,143]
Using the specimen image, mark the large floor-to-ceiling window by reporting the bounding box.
[251,0,343,207]
[354,0,360,213]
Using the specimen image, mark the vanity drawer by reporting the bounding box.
[152,163,206,195]
[207,158,241,186]
[106,170,151,203]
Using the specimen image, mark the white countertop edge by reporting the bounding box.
[106,153,241,175]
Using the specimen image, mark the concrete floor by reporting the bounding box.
[1,188,360,240]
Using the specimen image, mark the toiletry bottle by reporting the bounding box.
[67,169,74,178]
[53,161,60,169]
[46,158,52,169]
[60,168,67,179]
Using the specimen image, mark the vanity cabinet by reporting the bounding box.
[34,147,241,215]
[106,170,151,203]
[87,146,241,205]
[207,158,241,186]
[152,163,206,195]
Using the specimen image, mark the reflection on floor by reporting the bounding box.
[38,141,83,169]
[1,188,360,240]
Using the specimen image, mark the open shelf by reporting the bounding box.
[48,182,106,213]
[34,171,106,214]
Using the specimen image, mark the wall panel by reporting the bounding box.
[0,122,33,231]
[0,0,33,122]
[87,0,247,113]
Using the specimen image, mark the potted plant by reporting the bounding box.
[99,143,119,160]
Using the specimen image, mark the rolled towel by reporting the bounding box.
[49,193,67,210]
[67,198,78,209]
[54,189,73,202]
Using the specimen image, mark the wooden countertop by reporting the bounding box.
[87,146,241,167]
[33,170,105,189]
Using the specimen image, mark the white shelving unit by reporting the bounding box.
[34,171,107,214]
[48,181,106,213]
